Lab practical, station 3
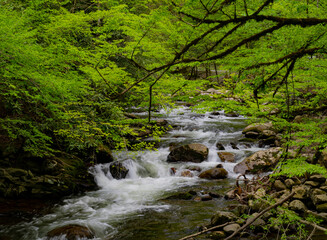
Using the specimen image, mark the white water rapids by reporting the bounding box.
[1,107,264,240]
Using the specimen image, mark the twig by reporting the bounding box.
[224,191,295,240]
[299,219,327,232]
[178,222,231,240]
[306,222,316,240]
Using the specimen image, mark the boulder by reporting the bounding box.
[246,213,266,227]
[165,191,195,200]
[292,185,311,200]
[234,147,282,174]
[316,203,327,212]
[289,200,307,212]
[46,224,94,240]
[218,152,235,163]
[230,142,239,150]
[180,170,193,177]
[211,211,237,226]
[198,167,228,179]
[95,145,114,164]
[211,111,221,116]
[186,166,202,172]
[311,194,327,205]
[223,223,241,234]
[216,143,225,150]
[305,181,320,187]
[167,143,209,163]
[225,112,239,117]
[273,180,287,191]
[201,194,213,201]
[285,179,296,188]
[109,162,129,179]
[309,174,326,183]
[243,122,273,135]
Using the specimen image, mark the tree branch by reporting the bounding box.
[178,222,231,240]
[224,191,295,240]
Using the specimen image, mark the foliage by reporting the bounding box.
[1,0,327,182]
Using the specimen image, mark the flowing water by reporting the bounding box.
[0,106,264,240]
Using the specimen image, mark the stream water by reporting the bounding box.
[0,106,265,240]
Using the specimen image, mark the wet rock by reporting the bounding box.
[167,143,209,163]
[211,111,221,116]
[209,192,222,198]
[217,152,235,163]
[223,223,241,234]
[170,167,177,175]
[109,161,129,179]
[165,192,194,200]
[46,224,94,240]
[216,143,225,150]
[273,180,287,191]
[211,211,237,226]
[289,200,307,212]
[230,142,239,150]
[239,138,258,143]
[198,167,228,179]
[180,170,193,177]
[233,147,282,174]
[225,112,239,117]
[169,143,178,151]
[201,194,213,201]
[186,166,202,172]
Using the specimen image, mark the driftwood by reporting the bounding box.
[224,191,295,240]
[178,222,231,240]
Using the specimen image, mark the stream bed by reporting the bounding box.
[0,106,265,240]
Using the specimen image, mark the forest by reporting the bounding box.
[1,0,327,239]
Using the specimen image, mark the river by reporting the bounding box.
[0,106,264,240]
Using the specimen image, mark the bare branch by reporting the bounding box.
[178,222,231,240]
[224,191,295,240]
